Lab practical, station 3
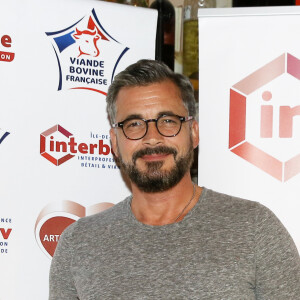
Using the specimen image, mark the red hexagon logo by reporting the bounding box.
[40,125,75,166]
[229,53,300,182]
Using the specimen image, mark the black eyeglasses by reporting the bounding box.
[112,114,193,140]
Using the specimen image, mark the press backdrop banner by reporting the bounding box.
[198,6,300,252]
[0,0,157,298]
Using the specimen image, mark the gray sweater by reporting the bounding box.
[49,188,300,299]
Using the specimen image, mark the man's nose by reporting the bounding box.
[143,121,163,145]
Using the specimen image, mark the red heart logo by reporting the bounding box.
[35,201,114,258]
[40,216,74,257]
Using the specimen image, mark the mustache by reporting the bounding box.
[132,146,177,164]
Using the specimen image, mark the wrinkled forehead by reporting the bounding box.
[114,81,187,121]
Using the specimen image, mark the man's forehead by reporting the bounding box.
[116,80,181,100]
[114,81,186,119]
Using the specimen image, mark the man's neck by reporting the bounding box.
[130,173,202,226]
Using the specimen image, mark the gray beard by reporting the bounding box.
[118,143,194,193]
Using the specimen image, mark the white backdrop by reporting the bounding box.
[198,6,300,252]
[0,0,157,299]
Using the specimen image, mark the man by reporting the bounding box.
[49,60,300,299]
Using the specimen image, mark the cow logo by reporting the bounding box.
[40,124,117,169]
[0,34,14,62]
[229,53,300,182]
[0,129,10,144]
[72,27,104,57]
[35,201,113,258]
[46,9,129,94]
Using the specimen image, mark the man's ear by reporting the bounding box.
[191,120,199,149]
[110,128,119,157]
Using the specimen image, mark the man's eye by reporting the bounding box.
[161,117,178,125]
[164,119,176,123]
[129,122,140,127]
[126,120,143,128]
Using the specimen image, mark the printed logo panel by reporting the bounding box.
[40,124,118,169]
[229,53,300,182]
[46,9,129,94]
[0,34,14,62]
[0,218,12,255]
[35,201,114,258]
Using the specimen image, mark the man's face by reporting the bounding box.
[110,80,199,193]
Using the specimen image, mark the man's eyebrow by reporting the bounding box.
[121,111,178,121]
[157,111,177,117]
[122,114,143,121]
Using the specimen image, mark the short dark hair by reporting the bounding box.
[106,59,196,124]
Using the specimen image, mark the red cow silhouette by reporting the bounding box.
[73,28,100,57]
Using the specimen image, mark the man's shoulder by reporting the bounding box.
[203,187,260,208]
[63,196,131,237]
[198,188,290,243]
[201,187,270,222]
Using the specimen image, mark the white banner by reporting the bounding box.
[198,6,300,252]
[0,0,157,299]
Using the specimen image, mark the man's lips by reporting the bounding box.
[132,146,177,164]
[141,153,171,162]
